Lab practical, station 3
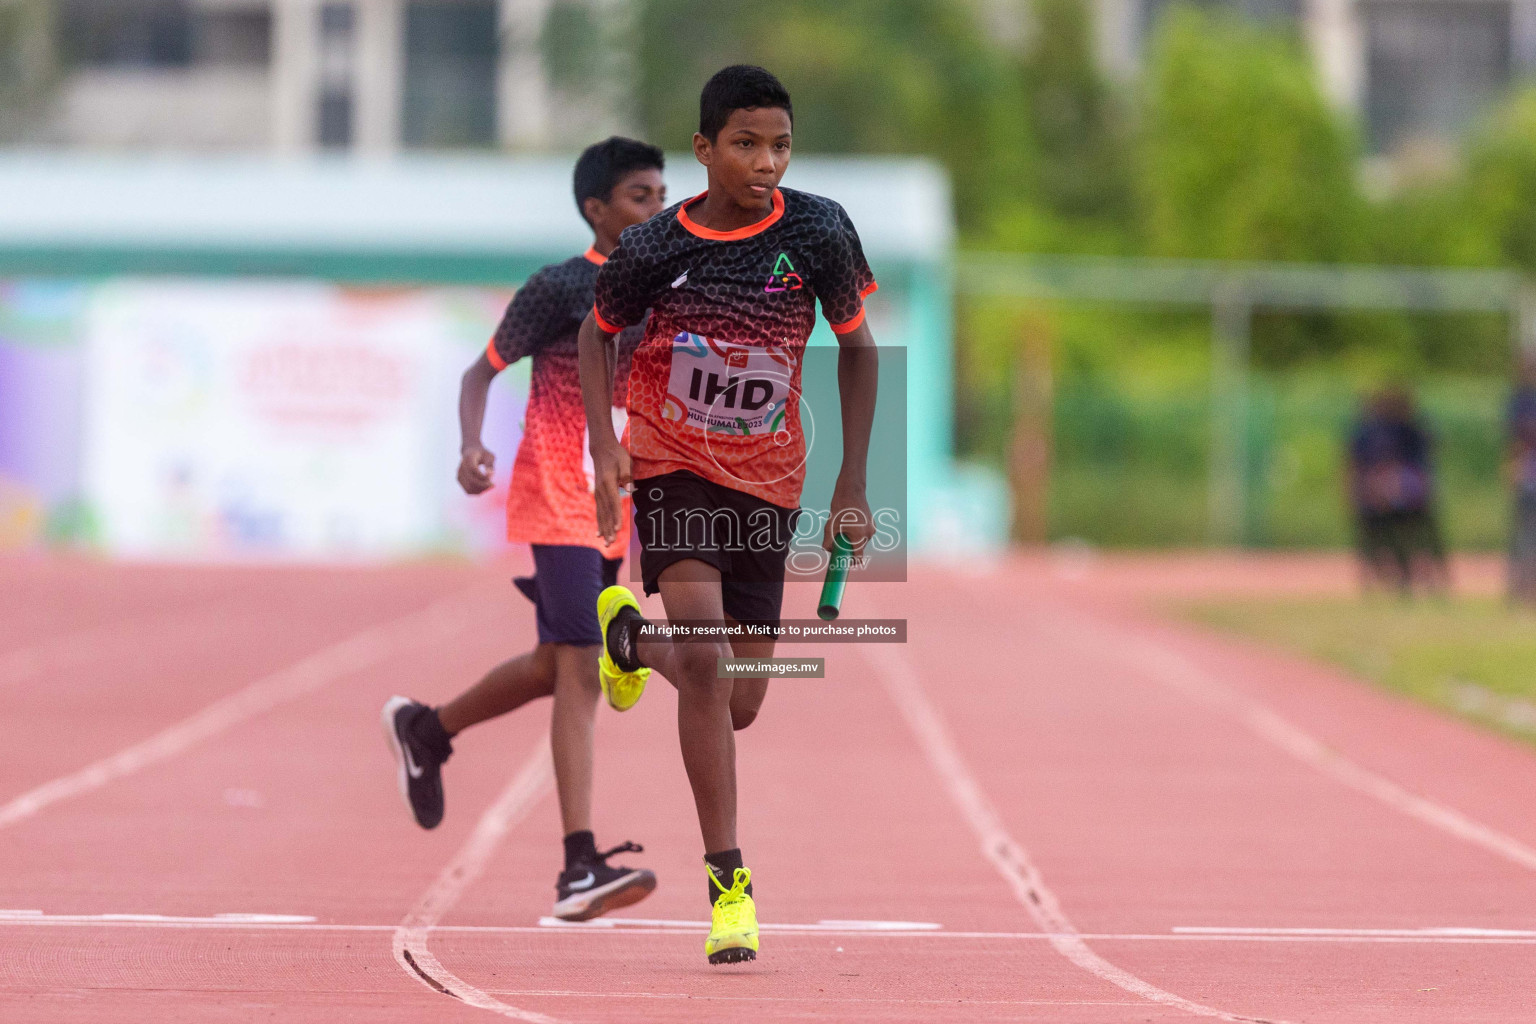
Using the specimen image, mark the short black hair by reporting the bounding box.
[699,65,793,141]
[573,136,665,225]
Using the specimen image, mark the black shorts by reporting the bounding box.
[632,470,800,627]
[513,544,622,646]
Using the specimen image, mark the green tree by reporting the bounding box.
[0,0,57,142]
[1138,6,1361,262]
[628,0,1029,234]
[1467,87,1536,273]
[1004,0,1133,250]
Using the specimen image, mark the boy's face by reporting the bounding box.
[587,167,667,240]
[693,106,792,210]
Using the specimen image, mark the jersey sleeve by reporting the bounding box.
[486,268,566,370]
[593,230,658,334]
[814,202,879,335]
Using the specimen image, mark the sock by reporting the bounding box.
[704,848,752,906]
[563,830,598,870]
[606,606,643,672]
[412,706,454,760]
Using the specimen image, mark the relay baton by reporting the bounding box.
[817,533,857,621]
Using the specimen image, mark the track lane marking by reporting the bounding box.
[484,989,1150,1006]
[7,917,1536,942]
[534,915,941,931]
[1174,925,1536,937]
[0,911,314,923]
[1056,608,1536,873]
[0,586,495,830]
[864,640,1288,1024]
[391,739,556,1022]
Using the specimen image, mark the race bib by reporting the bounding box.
[663,332,796,438]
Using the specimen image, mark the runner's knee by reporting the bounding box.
[729,678,767,730]
[674,644,723,694]
[551,644,600,699]
[531,644,560,693]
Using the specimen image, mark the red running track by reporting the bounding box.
[2,552,1535,1022]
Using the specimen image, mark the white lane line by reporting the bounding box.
[0,586,494,831]
[391,740,556,1022]
[864,641,1288,1024]
[1175,925,1536,938]
[1064,611,1536,874]
[534,916,941,932]
[486,988,1148,1007]
[0,919,395,931]
[0,910,313,923]
[6,916,1536,944]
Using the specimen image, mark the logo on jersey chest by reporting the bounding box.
[764,252,803,293]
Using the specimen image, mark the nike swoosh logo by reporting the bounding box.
[566,872,596,891]
[671,271,689,289]
[402,742,425,780]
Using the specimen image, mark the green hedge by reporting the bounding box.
[1045,373,1510,548]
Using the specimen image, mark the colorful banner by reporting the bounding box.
[0,281,89,547]
[67,279,513,559]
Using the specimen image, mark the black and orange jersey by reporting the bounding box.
[487,247,642,557]
[592,187,876,509]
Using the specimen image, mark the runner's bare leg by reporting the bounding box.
[650,559,738,852]
[549,643,601,834]
[438,646,557,735]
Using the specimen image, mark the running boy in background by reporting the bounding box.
[576,66,880,964]
[382,137,666,922]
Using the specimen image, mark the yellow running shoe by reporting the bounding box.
[705,865,759,964]
[596,585,650,711]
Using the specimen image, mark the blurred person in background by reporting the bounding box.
[1348,386,1447,596]
[1505,354,1536,604]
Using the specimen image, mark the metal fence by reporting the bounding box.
[957,253,1528,547]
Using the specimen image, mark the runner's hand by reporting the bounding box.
[458,444,495,495]
[825,474,874,555]
[593,442,632,545]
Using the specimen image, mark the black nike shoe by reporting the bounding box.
[381,696,453,829]
[552,841,658,921]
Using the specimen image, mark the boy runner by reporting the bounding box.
[576,66,880,964]
[382,137,667,922]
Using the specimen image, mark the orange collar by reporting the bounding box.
[582,246,607,265]
[676,189,785,240]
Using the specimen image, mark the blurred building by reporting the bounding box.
[10,0,1527,159]
[21,0,605,152]
[1098,0,1536,153]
